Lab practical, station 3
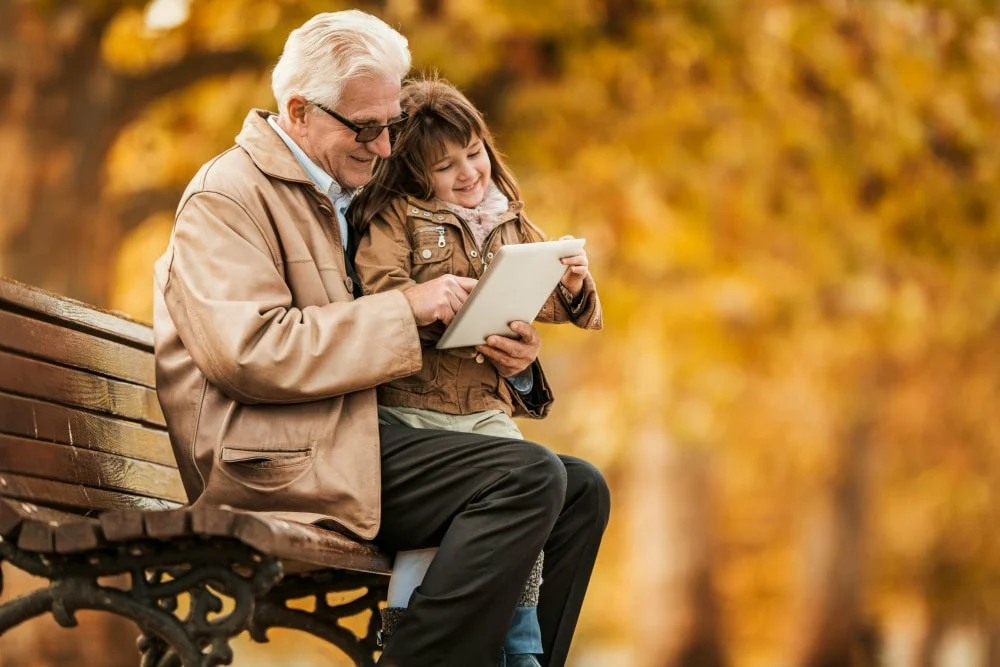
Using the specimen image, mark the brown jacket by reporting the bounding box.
[354,194,602,418]
[153,110,423,539]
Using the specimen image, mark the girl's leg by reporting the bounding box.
[382,548,438,643]
[471,414,545,666]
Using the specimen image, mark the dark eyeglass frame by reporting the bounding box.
[310,101,408,143]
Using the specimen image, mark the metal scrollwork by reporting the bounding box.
[0,536,282,667]
[250,569,388,667]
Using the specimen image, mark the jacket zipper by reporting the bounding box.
[413,226,447,247]
[480,222,510,270]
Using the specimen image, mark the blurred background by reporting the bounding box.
[2,0,999,665]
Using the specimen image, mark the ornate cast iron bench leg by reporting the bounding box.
[250,569,388,667]
[0,536,282,667]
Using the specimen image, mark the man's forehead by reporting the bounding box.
[337,77,402,120]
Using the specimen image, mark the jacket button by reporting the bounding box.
[475,353,485,364]
[470,250,478,258]
[486,252,494,259]
[318,204,333,216]
[421,249,432,259]
[344,277,354,292]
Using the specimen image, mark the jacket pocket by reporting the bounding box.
[217,444,314,490]
[221,446,312,468]
[410,226,454,281]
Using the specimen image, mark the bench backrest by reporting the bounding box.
[0,278,186,515]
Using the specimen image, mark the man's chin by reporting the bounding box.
[342,169,376,190]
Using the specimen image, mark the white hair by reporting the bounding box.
[271,10,411,117]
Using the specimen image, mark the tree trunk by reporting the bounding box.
[0,2,262,307]
[635,439,727,667]
[986,622,1000,667]
[627,327,727,667]
[789,368,885,667]
[0,4,122,304]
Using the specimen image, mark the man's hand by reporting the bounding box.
[557,235,590,298]
[403,275,478,326]
[476,320,541,378]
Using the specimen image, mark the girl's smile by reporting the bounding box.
[429,135,492,208]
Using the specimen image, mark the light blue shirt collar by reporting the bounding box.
[267,115,353,246]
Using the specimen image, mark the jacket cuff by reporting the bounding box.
[510,360,554,419]
[561,275,602,330]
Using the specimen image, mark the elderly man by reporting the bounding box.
[153,10,609,667]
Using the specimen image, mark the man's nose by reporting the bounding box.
[367,128,392,158]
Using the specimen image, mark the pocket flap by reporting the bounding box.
[411,243,453,265]
[221,447,310,464]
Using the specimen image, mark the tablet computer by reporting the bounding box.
[435,238,586,350]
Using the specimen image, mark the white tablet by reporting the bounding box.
[435,238,586,350]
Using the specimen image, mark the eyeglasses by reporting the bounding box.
[310,101,408,143]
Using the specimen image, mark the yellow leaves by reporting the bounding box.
[108,70,271,195]
[144,0,190,32]
[109,212,172,322]
[102,5,168,72]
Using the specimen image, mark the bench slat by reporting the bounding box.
[12,503,392,575]
[0,472,182,514]
[0,392,174,466]
[0,309,155,388]
[0,278,153,350]
[0,350,165,426]
[0,434,186,503]
[191,506,392,574]
[18,520,57,552]
[144,509,192,539]
[98,509,147,542]
[53,519,104,553]
[234,514,391,575]
[0,498,83,538]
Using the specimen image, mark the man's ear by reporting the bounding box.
[286,96,309,126]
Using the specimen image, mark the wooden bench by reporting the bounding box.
[0,277,391,666]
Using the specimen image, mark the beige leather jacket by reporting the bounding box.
[153,110,422,539]
[354,195,602,418]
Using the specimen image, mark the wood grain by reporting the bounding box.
[0,472,182,514]
[0,278,152,349]
[0,309,155,387]
[0,434,186,502]
[0,350,165,426]
[0,392,173,466]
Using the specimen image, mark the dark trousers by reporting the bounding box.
[373,425,611,667]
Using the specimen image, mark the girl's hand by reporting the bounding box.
[558,235,589,298]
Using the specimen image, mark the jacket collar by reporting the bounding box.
[402,193,524,220]
[235,109,316,186]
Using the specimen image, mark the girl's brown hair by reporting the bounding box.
[349,76,520,233]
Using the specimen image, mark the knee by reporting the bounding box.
[566,457,611,531]
[508,440,567,515]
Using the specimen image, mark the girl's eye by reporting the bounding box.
[468,150,481,158]
[435,164,452,172]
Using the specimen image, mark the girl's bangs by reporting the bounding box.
[409,105,484,167]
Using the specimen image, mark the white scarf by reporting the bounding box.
[439,181,511,249]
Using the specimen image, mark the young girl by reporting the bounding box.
[351,77,601,667]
